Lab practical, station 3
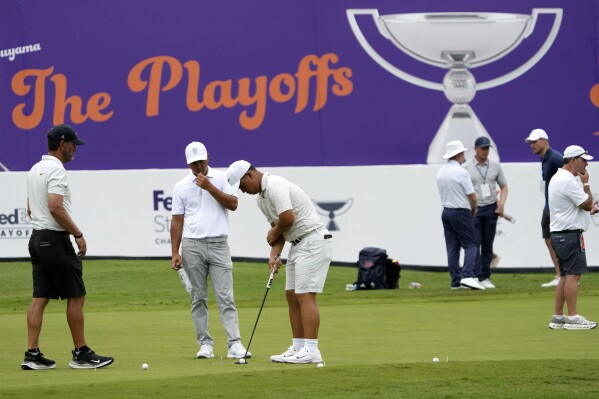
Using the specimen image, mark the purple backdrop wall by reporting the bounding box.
[1,0,598,170]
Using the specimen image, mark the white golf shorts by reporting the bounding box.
[285,229,333,293]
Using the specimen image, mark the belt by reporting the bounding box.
[185,235,228,243]
[290,232,333,245]
[552,229,583,234]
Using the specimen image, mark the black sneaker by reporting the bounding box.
[21,350,56,370]
[69,348,114,369]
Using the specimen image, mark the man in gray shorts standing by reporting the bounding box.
[171,142,250,359]
[547,145,598,330]
[227,161,333,364]
[24,124,113,370]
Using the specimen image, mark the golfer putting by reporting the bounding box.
[227,161,333,364]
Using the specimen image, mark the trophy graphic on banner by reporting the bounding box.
[346,8,562,163]
[313,199,353,231]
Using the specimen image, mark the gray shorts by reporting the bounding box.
[550,231,587,276]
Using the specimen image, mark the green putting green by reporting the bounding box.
[1,260,597,398]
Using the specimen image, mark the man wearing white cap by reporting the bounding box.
[525,128,563,287]
[547,145,598,330]
[436,141,485,290]
[170,142,251,359]
[227,161,333,364]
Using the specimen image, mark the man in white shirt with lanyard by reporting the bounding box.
[23,124,113,370]
[463,137,508,289]
[227,160,333,364]
[547,145,598,330]
[170,142,250,359]
[436,141,485,290]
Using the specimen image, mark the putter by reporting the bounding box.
[236,260,278,365]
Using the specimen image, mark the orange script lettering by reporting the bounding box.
[11,67,113,129]
[127,53,353,130]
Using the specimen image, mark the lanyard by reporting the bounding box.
[475,162,489,183]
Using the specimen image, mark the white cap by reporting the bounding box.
[185,142,208,164]
[442,140,468,159]
[227,160,251,192]
[524,128,549,143]
[563,145,593,161]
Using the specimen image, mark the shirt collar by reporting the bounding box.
[475,157,489,167]
[42,155,62,165]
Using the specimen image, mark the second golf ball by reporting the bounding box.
[432,358,439,363]
[317,363,324,368]
[239,359,246,364]
[142,363,149,370]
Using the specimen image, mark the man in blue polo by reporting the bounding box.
[525,129,563,287]
[437,141,485,290]
[463,137,509,289]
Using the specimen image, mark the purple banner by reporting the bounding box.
[1,0,598,170]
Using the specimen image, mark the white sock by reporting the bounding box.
[305,339,318,350]
[292,338,305,350]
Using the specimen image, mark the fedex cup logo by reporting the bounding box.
[346,8,563,163]
[0,208,31,239]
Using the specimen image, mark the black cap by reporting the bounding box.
[474,136,492,148]
[47,124,86,145]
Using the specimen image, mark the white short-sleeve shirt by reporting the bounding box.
[171,167,234,238]
[548,168,590,232]
[437,160,475,209]
[27,155,72,231]
[256,173,323,242]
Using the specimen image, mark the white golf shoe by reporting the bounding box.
[196,344,214,358]
[284,346,323,364]
[460,277,485,290]
[563,314,598,330]
[270,346,300,363]
[548,315,566,330]
[479,279,496,289]
[227,342,251,359]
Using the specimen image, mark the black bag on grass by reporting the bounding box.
[355,247,400,289]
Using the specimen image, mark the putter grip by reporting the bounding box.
[266,272,275,289]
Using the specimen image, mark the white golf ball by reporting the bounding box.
[433,358,439,363]
[142,363,149,370]
[317,363,324,368]
[239,358,246,364]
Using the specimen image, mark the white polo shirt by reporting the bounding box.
[27,155,72,231]
[548,168,591,232]
[256,173,323,242]
[437,160,475,209]
[172,167,234,238]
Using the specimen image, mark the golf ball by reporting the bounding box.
[142,363,149,370]
[433,358,439,363]
[317,363,324,368]
[239,358,246,364]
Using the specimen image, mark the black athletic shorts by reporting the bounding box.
[541,208,551,239]
[28,229,86,299]
[550,231,587,276]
